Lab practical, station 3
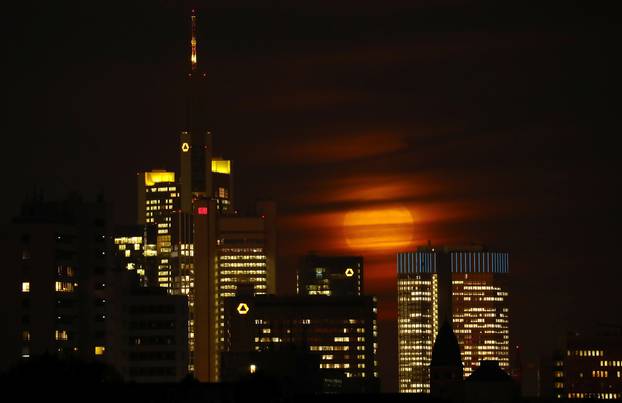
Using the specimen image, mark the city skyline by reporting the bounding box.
[1,0,618,395]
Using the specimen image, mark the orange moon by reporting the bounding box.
[343,205,414,251]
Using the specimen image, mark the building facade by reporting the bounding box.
[0,196,113,371]
[297,254,363,297]
[136,170,181,290]
[112,283,189,382]
[543,326,622,400]
[397,246,510,393]
[193,200,277,382]
[222,295,379,392]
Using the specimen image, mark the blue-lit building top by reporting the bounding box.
[397,249,509,274]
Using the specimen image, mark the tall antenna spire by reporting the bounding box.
[190,9,198,72]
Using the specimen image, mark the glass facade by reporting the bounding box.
[397,248,510,393]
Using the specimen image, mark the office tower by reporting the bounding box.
[397,245,510,393]
[297,254,363,296]
[192,197,215,382]
[178,10,235,215]
[545,326,622,399]
[222,294,379,393]
[135,170,196,369]
[136,170,180,289]
[179,8,212,214]
[0,195,113,371]
[212,157,234,214]
[113,224,158,287]
[107,271,189,383]
[193,200,277,382]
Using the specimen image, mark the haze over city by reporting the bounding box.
[1,0,618,397]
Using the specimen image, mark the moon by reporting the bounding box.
[343,205,414,251]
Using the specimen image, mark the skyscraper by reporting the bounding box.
[297,254,363,297]
[0,195,113,370]
[193,200,277,381]
[180,8,213,214]
[136,170,180,289]
[397,245,510,393]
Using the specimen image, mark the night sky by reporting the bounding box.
[2,0,618,394]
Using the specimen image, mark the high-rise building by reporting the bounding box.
[107,271,189,383]
[113,224,158,287]
[0,195,113,371]
[222,294,379,392]
[180,9,209,209]
[542,326,622,400]
[135,170,195,367]
[136,170,180,290]
[193,200,277,382]
[211,157,234,214]
[297,254,363,297]
[397,245,510,393]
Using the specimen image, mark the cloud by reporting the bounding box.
[260,132,408,165]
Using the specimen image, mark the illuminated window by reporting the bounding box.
[55,282,74,293]
[249,364,256,374]
[22,282,30,293]
[94,346,105,355]
[55,330,68,341]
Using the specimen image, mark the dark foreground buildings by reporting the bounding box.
[0,195,114,370]
[222,295,379,393]
[540,325,622,400]
[430,320,519,403]
[0,195,189,382]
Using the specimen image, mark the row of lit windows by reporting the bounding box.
[220,277,266,284]
[568,393,621,399]
[117,243,141,251]
[309,345,350,351]
[114,236,142,244]
[569,350,604,357]
[23,280,78,293]
[219,248,264,253]
[219,270,266,275]
[148,187,176,192]
[146,204,173,211]
[320,363,352,369]
[601,360,622,367]
[220,263,266,268]
[219,255,267,260]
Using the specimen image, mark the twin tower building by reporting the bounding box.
[397,247,511,393]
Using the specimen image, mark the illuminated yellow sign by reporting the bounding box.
[144,171,175,186]
[345,268,354,277]
[237,303,249,315]
[181,142,190,152]
[212,159,231,174]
